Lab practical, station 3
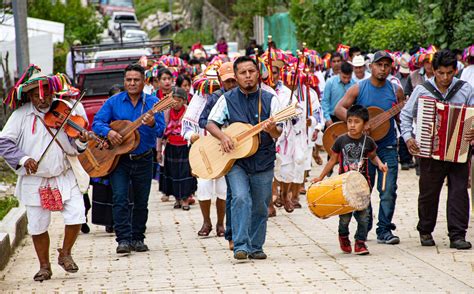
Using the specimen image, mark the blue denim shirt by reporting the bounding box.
[92,91,165,155]
[322,75,355,121]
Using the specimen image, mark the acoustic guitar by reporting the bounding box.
[189,103,300,179]
[322,101,406,153]
[79,95,176,177]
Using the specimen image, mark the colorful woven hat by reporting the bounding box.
[463,44,474,62]
[53,73,80,98]
[410,45,438,67]
[336,44,350,61]
[3,64,60,109]
[192,71,221,95]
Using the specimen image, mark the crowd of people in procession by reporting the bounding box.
[0,37,473,282]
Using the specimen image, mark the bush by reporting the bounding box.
[0,196,19,221]
[173,28,215,51]
[344,12,425,52]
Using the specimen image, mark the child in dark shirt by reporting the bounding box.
[312,105,387,255]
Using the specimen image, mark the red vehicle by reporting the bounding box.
[99,0,135,16]
[71,40,174,129]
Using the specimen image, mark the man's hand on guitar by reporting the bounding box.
[220,135,234,153]
[262,119,276,133]
[142,113,156,127]
[24,158,38,175]
[190,134,200,144]
[406,138,420,155]
[325,120,333,128]
[107,130,123,146]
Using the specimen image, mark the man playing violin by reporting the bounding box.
[0,66,92,282]
[92,63,166,254]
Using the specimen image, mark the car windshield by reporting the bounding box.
[116,15,136,22]
[109,0,133,7]
[83,71,124,96]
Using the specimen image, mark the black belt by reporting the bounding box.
[128,149,153,160]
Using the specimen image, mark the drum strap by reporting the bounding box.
[357,135,367,173]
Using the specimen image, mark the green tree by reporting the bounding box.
[27,0,104,72]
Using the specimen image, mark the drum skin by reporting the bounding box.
[306,171,371,219]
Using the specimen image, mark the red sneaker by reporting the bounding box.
[338,235,352,253]
[354,240,369,255]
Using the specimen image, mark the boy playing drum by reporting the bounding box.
[312,105,388,255]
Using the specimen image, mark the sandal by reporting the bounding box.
[216,225,225,237]
[173,200,182,209]
[57,249,79,273]
[182,205,190,211]
[283,198,294,213]
[161,195,170,202]
[274,194,283,208]
[292,201,302,209]
[198,224,212,236]
[314,155,323,165]
[33,266,52,282]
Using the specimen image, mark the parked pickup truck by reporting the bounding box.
[70,40,174,128]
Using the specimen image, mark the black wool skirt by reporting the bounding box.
[161,144,197,200]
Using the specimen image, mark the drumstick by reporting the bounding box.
[382,170,388,192]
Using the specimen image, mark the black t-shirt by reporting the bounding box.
[332,134,377,181]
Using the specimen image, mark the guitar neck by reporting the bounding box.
[235,120,269,142]
[120,96,174,137]
[369,102,405,128]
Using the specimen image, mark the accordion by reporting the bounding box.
[415,96,474,163]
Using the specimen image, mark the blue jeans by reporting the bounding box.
[339,209,369,241]
[367,146,398,237]
[224,176,232,241]
[226,165,273,254]
[110,153,153,243]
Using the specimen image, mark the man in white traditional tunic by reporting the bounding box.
[0,67,90,282]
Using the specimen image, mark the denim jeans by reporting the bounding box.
[367,146,398,237]
[224,176,232,241]
[226,165,273,254]
[110,152,153,243]
[339,209,369,241]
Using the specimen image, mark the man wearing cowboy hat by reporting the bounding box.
[0,65,91,281]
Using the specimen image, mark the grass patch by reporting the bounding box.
[0,196,19,221]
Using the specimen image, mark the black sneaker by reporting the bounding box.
[81,223,90,234]
[248,251,267,260]
[131,240,149,252]
[377,232,400,245]
[449,239,472,250]
[401,163,410,170]
[116,241,131,254]
[420,234,435,246]
[233,250,248,260]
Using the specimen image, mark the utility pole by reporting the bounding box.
[169,0,172,32]
[12,0,29,75]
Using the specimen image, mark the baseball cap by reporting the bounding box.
[218,62,235,81]
[372,51,393,63]
[351,55,365,67]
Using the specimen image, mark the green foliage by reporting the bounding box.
[27,0,104,74]
[135,0,174,21]
[28,0,104,45]
[290,0,473,52]
[0,196,19,221]
[451,11,474,49]
[173,27,215,50]
[344,12,424,51]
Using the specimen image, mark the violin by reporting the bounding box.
[44,99,106,147]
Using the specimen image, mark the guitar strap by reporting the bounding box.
[258,88,262,143]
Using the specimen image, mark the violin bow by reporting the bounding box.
[37,91,86,165]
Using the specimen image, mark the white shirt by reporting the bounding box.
[460,65,474,88]
[0,103,81,206]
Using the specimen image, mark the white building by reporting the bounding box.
[0,14,65,79]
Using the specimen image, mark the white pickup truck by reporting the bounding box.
[107,11,140,39]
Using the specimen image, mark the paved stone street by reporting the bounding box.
[1,161,473,292]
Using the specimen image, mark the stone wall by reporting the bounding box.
[202,0,244,48]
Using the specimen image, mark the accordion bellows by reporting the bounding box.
[416,96,474,163]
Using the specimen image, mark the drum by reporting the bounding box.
[306,171,371,219]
